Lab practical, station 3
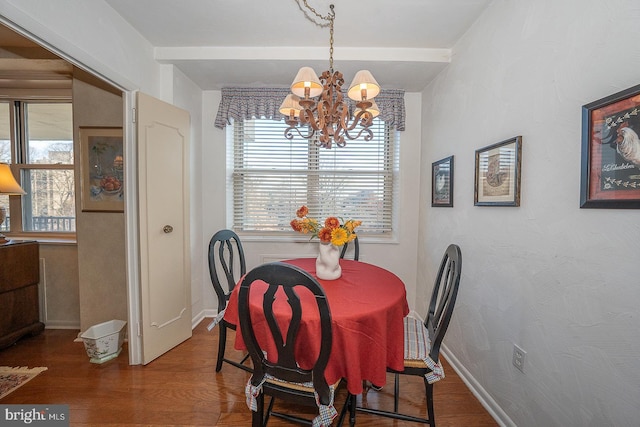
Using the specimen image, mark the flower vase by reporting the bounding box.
[316,242,342,280]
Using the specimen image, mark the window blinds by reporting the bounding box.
[231,118,398,235]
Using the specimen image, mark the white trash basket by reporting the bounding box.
[81,319,127,364]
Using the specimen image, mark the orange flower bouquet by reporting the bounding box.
[290,205,361,247]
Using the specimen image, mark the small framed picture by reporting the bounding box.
[432,155,454,207]
[474,136,522,207]
[580,83,640,208]
[79,127,124,212]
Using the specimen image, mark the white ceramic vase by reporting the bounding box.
[316,242,342,280]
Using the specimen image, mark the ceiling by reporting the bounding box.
[0,1,492,93]
[103,0,492,92]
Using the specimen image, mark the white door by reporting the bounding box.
[137,92,192,364]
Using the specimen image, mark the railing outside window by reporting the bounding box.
[0,216,75,232]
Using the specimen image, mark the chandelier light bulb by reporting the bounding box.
[347,70,380,101]
[279,94,302,118]
[290,67,322,98]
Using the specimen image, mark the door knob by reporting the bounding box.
[163,225,173,233]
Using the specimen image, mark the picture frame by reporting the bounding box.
[580,83,640,208]
[79,127,124,212]
[432,155,454,207]
[474,136,522,206]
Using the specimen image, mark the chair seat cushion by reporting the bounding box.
[265,376,342,393]
[403,315,445,384]
[245,374,341,427]
[206,308,226,331]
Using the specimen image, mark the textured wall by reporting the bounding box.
[73,74,126,333]
[419,1,640,426]
[39,243,79,328]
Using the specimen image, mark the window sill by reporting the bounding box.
[236,232,398,245]
[4,234,77,245]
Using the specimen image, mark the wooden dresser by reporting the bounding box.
[0,240,45,349]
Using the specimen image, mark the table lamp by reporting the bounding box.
[0,163,26,244]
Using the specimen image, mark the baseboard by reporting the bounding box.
[44,320,80,330]
[193,309,217,330]
[441,345,516,427]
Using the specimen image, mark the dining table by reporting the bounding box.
[223,257,410,395]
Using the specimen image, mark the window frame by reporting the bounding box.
[228,117,399,240]
[2,98,76,240]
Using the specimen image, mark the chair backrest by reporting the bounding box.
[339,235,359,261]
[238,262,333,405]
[208,229,246,313]
[425,244,462,360]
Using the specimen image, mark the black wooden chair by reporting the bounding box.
[238,262,355,426]
[207,229,251,372]
[339,235,359,261]
[357,244,462,426]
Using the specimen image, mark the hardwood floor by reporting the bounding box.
[0,321,498,426]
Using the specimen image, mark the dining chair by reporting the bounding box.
[358,243,462,426]
[207,229,252,372]
[238,262,356,427]
[339,235,359,261]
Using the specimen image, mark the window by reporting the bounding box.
[230,118,398,236]
[0,100,75,234]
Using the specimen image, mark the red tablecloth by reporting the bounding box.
[223,258,409,394]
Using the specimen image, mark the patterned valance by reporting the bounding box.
[215,87,406,131]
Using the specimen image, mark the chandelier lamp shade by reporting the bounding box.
[279,3,381,149]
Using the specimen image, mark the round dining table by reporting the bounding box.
[223,258,409,395]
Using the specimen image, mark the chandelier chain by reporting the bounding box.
[328,6,334,71]
[300,1,335,71]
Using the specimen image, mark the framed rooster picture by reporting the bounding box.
[581,83,640,208]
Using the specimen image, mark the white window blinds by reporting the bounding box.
[230,118,398,235]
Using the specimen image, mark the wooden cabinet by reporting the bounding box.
[0,240,45,349]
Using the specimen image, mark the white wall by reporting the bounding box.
[420,1,640,426]
[201,91,423,311]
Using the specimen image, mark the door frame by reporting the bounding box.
[0,16,144,364]
[124,91,142,364]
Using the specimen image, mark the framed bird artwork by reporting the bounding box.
[581,83,640,208]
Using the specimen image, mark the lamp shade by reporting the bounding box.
[354,99,380,118]
[0,164,26,195]
[279,94,302,118]
[347,70,380,101]
[290,67,323,98]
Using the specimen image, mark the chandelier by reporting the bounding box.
[279,2,380,149]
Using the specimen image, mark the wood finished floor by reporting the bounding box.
[0,321,498,426]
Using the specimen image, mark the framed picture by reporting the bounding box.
[432,155,454,207]
[474,136,522,206]
[79,127,124,212]
[580,83,640,208]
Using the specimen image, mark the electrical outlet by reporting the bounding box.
[512,344,526,373]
